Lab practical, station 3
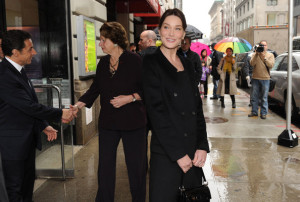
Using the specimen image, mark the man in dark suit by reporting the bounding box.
[209,43,223,99]
[177,36,202,84]
[0,30,74,202]
[138,30,157,58]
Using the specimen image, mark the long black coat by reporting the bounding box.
[143,48,209,162]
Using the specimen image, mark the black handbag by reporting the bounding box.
[269,78,276,92]
[178,168,211,202]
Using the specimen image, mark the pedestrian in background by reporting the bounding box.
[130,42,137,53]
[143,8,209,202]
[72,22,147,202]
[178,36,202,84]
[248,40,275,119]
[209,43,223,100]
[138,30,157,58]
[200,60,211,97]
[243,55,254,106]
[200,49,211,98]
[217,47,237,108]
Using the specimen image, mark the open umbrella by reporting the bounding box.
[153,24,203,40]
[190,42,211,57]
[214,37,252,54]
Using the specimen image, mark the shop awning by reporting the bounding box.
[116,0,159,13]
[134,2,163,29]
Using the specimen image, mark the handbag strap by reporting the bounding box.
[180,167,207,187]
[259,55,270,76]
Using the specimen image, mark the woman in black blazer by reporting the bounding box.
[143,9,210,202]
[73,22,147,202]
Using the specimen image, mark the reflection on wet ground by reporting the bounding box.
[33,87,300,202]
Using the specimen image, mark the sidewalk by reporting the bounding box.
[33,86,300,202]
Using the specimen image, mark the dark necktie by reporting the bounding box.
[21,68,32,88]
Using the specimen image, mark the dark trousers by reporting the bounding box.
[149,153,203,202]
[96,127,147,202]
[2,145,36,202]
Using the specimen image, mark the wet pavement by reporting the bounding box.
[33,87,300,202]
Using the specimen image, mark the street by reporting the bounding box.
[33,85,300,202]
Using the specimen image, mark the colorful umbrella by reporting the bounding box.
[214,37,252,54]
[190,42,211,57]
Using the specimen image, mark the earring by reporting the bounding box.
[114,44,117,47]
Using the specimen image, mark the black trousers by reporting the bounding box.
[2,145,36,202]
[149,153,203,202]
[96,127,147,202]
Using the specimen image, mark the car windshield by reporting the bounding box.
[272,55,285,71]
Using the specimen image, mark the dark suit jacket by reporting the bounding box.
[210,50,223,80]
[143,48,209,162]
[0,58,62,160]
[177,48,202,83]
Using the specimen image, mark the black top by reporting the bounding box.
[79,51,146,130]
[138,46,157,59]
[143,48,209,162]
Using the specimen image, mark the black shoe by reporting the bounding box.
[260,115,266,119]
[204,95,207,98]
[232,103,236,108]
[248,103,252,107]
[248,113,258,117]
[221,103,225,108]
[210,96,218,100]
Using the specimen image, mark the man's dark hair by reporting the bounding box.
[2,30,32,56]
[184,36,191,45]
[0,31,3,39]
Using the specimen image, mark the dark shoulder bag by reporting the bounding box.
[178,168,211,202]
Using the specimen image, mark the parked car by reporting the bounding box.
[268,51,300,119]
[235,50,278,88]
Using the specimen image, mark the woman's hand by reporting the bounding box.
[177,155,193,173]
[192,150,207,168]
[110,95,132,108]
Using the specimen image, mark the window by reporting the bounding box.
[296,0,300,6]
[248,18,251,28]
[243,5,245,14]
[267,0,277,6]
[247,2,249,11]
[237,10,238,18]
[272,56,285,71]
[267,13,276,25]
[240,8,241,16]
[252,0,254,8]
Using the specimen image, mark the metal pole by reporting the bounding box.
[286,0,293,138]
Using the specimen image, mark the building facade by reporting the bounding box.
[209,0,224,43]
[0,0,170,177]
[223,0,236,37]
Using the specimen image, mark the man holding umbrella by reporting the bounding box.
[209,43,223,99]
[178,36,202,84]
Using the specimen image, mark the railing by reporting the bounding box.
[34,84,73,180]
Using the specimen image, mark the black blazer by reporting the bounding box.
[0,58,62,160]
[143,48,209,162]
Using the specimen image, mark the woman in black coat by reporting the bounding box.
[142,9,210,202]
[73,22,147,202]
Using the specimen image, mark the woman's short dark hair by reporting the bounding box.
[226,47,233,52]
[2,30,32,56]
[100,22,129,50]
[158,8,187,31]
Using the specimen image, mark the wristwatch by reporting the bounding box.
[132,94,136,102]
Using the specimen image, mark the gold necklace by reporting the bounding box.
[109,58,119,77]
